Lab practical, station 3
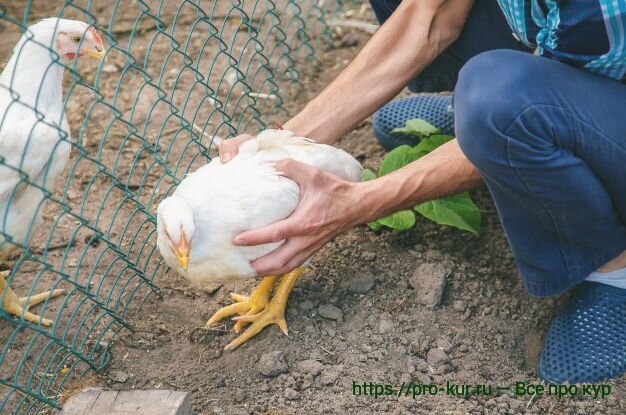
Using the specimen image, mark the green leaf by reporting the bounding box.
[377,210,416,230]
[361,168,377,182]
[391,119,440,137]
[414,192,481,236]
[378,145,420,176]
[367,220,383,232]
[410,134,455,157]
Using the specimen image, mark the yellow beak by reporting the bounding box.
[176,251,189,271]
[174,229,190,271]
[85,48,106,61]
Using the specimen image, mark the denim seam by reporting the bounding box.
[500,103,626,288]
[500,105,574,282]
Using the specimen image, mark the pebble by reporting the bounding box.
[318,304,343,321]
[319,365,343,386]
[234,388,247,403]
[109,370,129,383]
[426,348,449,367]
[284,387,300,400]
[346,273,376,294]
[258,351,289,377]
[408,263,448,308]
[378,314,394,334]
[298,299,315,311]
[297,359,324,376]
[452,300,467,312]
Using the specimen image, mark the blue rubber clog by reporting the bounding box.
[538,282,626,383]
[372,94,454,150]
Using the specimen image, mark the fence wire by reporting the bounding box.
[0,1,360,413]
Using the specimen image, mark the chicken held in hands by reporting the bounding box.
[157,129,362,350]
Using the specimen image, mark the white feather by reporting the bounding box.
[157,129,362,286]
[0,18,84,260]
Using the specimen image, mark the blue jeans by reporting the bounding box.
[370,1,626,296]
[455,50,626,297]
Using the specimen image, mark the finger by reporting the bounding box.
[233,219,294,246]
[251,237,321,276]
[219,134,252,163]
[255,247,314,277]
[274,158,319,187]
[250,238,303,274]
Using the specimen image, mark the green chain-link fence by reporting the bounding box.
[0,1,361,413]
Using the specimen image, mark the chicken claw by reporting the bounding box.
[224,268,304,351]
[206,275,278,332]
[0,270,66,326]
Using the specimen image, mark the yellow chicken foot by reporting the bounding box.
[0,270,65,326]
[206,275,279,332]
[224,268,304,351]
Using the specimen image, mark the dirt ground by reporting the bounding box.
[102,18,626,415]
[1,1,625,414]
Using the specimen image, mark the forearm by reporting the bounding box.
[285,0,472,144]
[352,139,482,223]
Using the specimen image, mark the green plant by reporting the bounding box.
[362,119,481,236]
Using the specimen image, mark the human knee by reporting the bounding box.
[455,50,539,165]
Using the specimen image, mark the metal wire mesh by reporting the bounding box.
[0,1,357,413]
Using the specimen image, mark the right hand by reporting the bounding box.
[218,133,253,163]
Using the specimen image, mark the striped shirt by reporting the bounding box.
[497,0,626,81]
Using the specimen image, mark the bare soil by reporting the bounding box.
[0,1,624,414]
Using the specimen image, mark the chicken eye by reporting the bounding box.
[72,35,82,44]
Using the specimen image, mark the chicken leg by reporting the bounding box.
[206,268,305,351]
[206,275,278,332]
[0,270,65,326]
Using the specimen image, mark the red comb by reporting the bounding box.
[88,26,103,45]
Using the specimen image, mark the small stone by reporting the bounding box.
[297,360,324,376]
[319,365,343,386]
[408,263,448,308]
[284,388,300,400]
[318,304,343,321]
[258,351,289,377]
[426,348,449,367]
[234,389,247,403]
[452,300,466,312]
[299,300,315,311]
[346,273,375,294]
[378,315,394,334]
[101,63,119,73]
[109,370,129,383]
[437,338,453,353]
[202,283,222,295]
[215,377,226,388]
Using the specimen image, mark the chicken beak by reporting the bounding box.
[176,251,189,271]
[85,47,106,61]
[175,230,190,271]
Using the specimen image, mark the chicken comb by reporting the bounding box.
[88,26,103,45]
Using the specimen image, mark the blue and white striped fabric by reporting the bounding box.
[496,0,626,81]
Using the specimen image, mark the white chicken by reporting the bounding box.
[157,129,362,350]
[0,18,105,325]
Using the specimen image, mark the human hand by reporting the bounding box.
[233,158,362,276]
[219,133,253,163]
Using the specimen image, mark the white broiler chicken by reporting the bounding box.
[157,129,361,350]
[0,18,105,325]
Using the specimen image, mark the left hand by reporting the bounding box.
[233,158,362,276]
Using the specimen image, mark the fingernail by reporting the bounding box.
[233,235,244,245]
[221,153,232,163]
